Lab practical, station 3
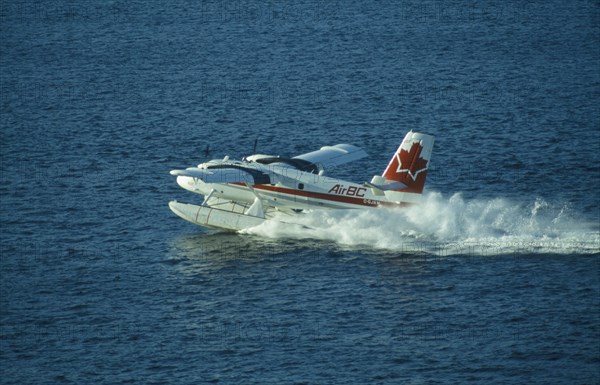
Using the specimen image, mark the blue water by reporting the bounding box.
[1,1,599,384]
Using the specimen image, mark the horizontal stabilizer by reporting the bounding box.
[364,181,406,195]
[364,180,407,191]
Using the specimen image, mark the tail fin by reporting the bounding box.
[371,131,434,194]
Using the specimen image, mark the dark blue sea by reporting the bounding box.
[1,1,599,384]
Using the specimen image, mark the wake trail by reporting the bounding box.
[242,192,600,255]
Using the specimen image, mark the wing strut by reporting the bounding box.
[201,189,216,206]
[244,183,265,218]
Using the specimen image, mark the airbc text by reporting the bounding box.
[328,184,366,197]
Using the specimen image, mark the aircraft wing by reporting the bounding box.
[293,144,367,170]
[170,166,270,184]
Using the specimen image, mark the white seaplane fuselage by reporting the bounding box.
[169,131,434,231]
[175,162,413,211]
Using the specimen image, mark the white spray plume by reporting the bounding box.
[242,192,599,255]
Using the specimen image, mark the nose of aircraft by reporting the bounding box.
[176,175,196,192]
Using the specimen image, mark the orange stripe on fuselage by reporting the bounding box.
[231,183,412,208]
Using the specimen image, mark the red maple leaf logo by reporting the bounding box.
[396,142,429,181]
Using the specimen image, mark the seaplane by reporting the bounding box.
[169,131,434,231]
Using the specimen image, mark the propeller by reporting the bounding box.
[252,138,258,155]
